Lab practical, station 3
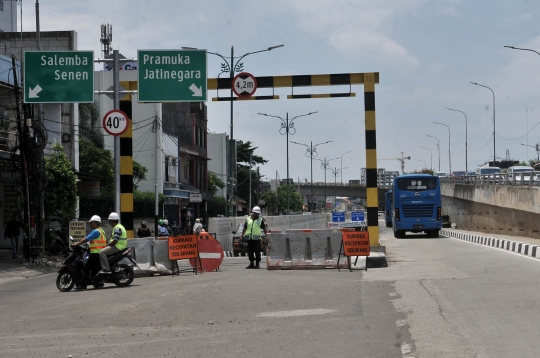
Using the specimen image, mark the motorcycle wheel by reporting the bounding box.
[56,271,75,292]
[114,264,134,287]
[51,242,64,256]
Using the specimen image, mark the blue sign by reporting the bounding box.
[332,212,346,222]
[351,211,365,222]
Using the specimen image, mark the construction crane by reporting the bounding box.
[379,152,411,174]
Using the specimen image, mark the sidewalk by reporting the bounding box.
[0,249,61,284]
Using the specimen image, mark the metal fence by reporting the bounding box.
[440,172,540,186]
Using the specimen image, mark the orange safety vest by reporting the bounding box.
[89,227,107,253]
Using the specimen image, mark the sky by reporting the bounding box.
[14,0,540,183]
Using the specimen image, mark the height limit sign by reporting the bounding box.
[102,109,129,136]
[233,72,257,98]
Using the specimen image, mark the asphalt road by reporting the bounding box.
[1,221,540,357]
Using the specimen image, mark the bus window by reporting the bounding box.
[396,177,438,191]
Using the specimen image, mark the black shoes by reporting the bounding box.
[254,265,260,269]
[246,265,255,269]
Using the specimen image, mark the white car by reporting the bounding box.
[506,166,540,185]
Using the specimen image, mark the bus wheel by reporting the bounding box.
[393,230,405,239]
[429,230,439,238]
[386,222,392,228]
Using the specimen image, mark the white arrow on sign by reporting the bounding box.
[29,85,42,98]
[189,83,202,97]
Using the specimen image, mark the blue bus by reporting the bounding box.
[392,174,441,238]
[384,190,393,228]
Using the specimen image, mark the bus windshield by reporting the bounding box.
[396,177,438,191]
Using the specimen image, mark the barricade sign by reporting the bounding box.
[189,232,224,273]
[168,235,201,275]
[338,231,370,272]
[69,221,87,241]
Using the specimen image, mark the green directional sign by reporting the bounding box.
[24,51,94,103]
[138,49,207,102]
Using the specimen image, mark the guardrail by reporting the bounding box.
[440,172,540,186]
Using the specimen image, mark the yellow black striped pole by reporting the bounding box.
[364,73,379,246]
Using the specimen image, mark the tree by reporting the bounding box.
[207,196,228,217]
[208,171,225,195]
[276,185,303,213]
[44,143,78,224]
[133,161,148,190]
[79,138,115,197]
[235,141,267,205]
[261,190,278,215]
[79,101,104,148]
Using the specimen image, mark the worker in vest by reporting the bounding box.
[98,212,128,274]
[240,206,268,269]
[72,215,107,290]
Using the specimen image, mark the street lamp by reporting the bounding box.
[315,157,339,212]
[257,111,318,214]
[419,146,432,171]
[446,108,468,173]
[470,82,495,166]
[331,166,348,211]
[193,44,284,216]
[426,135,441,172]
[433,122,451,174]
[415,159,427,170]
[337,151,351,184]
[290,140,332,211]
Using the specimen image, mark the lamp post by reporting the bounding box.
[337,151,351,184]
[290,140,332,211]
[470,82,495,165]
[331,166,348,211]
[426,135,441,172]
[419,146,432,171]
[415,159,427,170]
[196,44,284,216]
[445,108,468,173]
[433,122,451,174]
[257,111,317,214]
[315,157,339,212]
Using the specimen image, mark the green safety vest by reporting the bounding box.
[111,223,128,250]
[245,216,263,240]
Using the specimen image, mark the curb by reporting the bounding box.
[441,229,540,259]
[223,251,266,258]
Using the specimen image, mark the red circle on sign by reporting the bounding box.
[102,109,129,136]
[189,233,224,272]
[232,72,257,98]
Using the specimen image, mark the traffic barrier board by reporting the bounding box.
[24,50,94,103]
[168,235,198,260]
[189,233,223,272]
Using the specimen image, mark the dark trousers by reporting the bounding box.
[81,253,101,287]
[247,240,261,264]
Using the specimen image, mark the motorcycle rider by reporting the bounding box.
[98,212,127,275]
[72,215,107,290]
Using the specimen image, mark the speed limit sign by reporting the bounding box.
[102,109,129,136]
[232,72,257,98]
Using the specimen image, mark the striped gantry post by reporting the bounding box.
[208,72,380,246]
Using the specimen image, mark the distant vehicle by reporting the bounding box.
[476,167,501,176]
[506,166,540,184]
[436,172,447,177]
[384,190,393,228]
[392,174,442,238]
[349,179,361,184]
[451,171,466,177]
[465,171,476,177]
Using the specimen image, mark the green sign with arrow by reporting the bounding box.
[138,49,207,102]
[23,51,94,103]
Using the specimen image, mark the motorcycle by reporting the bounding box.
[55,242,139,292]
[47,228,72,256]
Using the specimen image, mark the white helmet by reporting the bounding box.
[108,212,120,221]
[89,215,101,223]
[163,219,168,225]
[252,206,262,214]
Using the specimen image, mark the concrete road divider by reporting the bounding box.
[266,229,347,270]
[124,237,157,275]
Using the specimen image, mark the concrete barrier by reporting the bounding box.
[125,237,156,275]
[266,229,347,270]
[153,238,174,275]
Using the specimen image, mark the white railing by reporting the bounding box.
[440,172,540,186]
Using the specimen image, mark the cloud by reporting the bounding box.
[505,12,534,24]
[439,6,462,18]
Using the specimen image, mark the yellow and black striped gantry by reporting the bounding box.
[208,72,381,245]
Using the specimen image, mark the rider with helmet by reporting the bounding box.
[240,206,268,269]
[158,219,171,236]
[72,215,107,290]
[98,212,127,274]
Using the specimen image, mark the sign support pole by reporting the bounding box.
[113,50,121,214]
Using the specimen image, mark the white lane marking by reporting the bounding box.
[448,236,540,262]
[199,252,222,259]
[390,292,398,297]
[396,320,406,327]
[256,308,336,318]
